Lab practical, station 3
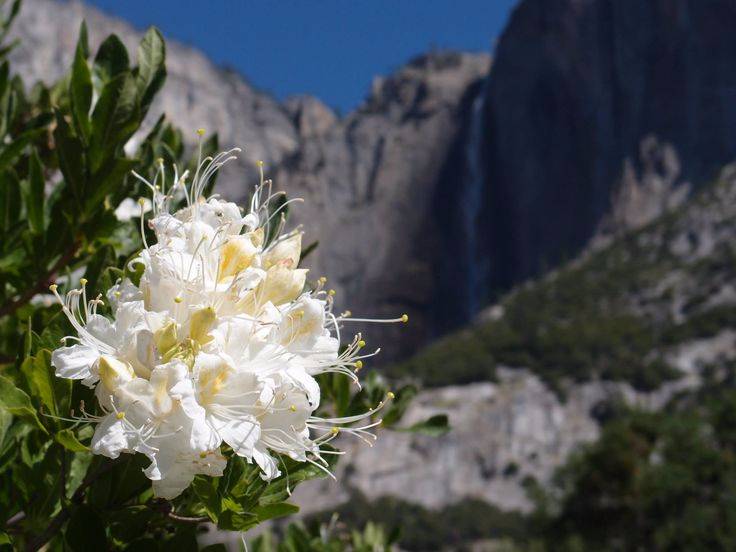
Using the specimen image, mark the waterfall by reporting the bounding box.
[458,84,488,319]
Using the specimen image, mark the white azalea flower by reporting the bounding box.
[49,144,406,499]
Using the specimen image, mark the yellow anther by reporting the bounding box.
[344,310,352,317]
[116,411,125,420]
[79,278,88,286]
[199,451,208,459]
[196,128,205,136]
[319,276,327,284]
[289,404,297,412]
[174,296,183,304]
[358,340,366,348]
[114,291,122,298]
[331,427,340,435]
[156,157,164,165]
[138,197,146,206]
[401,314,409,323]
[387,391,395,400]
[49,284,58,292]
[354,360,363,370]
[328,289,336,296]
[257,160,264,167]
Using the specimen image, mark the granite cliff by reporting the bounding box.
[480,0,736,293]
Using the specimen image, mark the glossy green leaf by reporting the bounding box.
[22,148,44,234]
[381,384,418,428]
[55,429,88,452]
[70,23,92,140]
[253,502,299,522]
[93,34,129,88]
[135,27,166,115]
[90,73,139,171]
[192,476,221,522]
[20,349,71,419]
[0,374,47,434]
[53,108,86,204]
[402,414,450,437]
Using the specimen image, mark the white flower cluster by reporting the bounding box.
[50,147,404,499]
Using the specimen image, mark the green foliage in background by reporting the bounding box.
[250,515,398,552]
[390,211,736,394]
[531,370,736,551]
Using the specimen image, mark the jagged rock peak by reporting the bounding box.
[366,51,490,117]
[592,135,691,248]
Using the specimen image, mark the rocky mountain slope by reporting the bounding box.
[292,161,736,516]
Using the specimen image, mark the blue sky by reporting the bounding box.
[86,0,518,113]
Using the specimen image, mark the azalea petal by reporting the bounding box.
[253,444,281,481]
[90,415,129,459]
[51,344,99,384]
[212,414,260,457]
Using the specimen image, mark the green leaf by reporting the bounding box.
[93,34,129,88]
[66,505,107,551]
[70,24,93,141]
[53,108,86,205]
[299,240,318,266]
[55,429,89,452]
[253,502,299,522]
[381,384,418,427]
[0,169,20,234]
[90,73,139,171]
[0,374,47,434]
[20,349,71,419]
[0,129,41,173]
[402,414,450,437]
[22,148,44,234]
[86,156,137,212]
[217,510,257,532]
[259,448,340,505]
[135,27,166,115]
[192,476,221,521]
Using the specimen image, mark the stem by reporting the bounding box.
[167,512,209,524]
[0,244,79,319]
[147,498,209,525]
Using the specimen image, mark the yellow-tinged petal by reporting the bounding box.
[264,233,302,269]
[190,306,217,345]
[154,321,179,357]
[98,355,135,393]
[239,266,308,313]
[219,233,260,280]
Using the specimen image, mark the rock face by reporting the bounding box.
[11,0,489,360]
[275,53,489,358]
[592,135,691,248]
[480,0,736,294]
[292,161,736,515]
